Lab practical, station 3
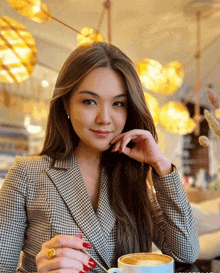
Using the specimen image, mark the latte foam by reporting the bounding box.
[120,253,172,266]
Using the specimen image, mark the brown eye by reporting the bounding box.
[83,99,96,105]
[114,102,125,107]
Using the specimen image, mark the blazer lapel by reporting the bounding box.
[46,153,116,269]
[96,168,116,240]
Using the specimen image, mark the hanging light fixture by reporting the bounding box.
[137,59,167,92]
[165,118,196,135]
[159,101,191,134]
[144,92,160,125]
[0,16,37,83]
[185,118,197,134]
[7,0,52,23]
[76,0,111,45]
[77,28,104,46]
[137,59,184,95]
[163,61,184,94]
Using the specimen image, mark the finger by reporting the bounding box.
[110,132,126,144]
[120,135,138,153]
[75,233,83,239]
[49,247,95,267]
[38,256,86,272]
[42,235,92,250]
[36,249,46,268]
[111,141,121,152]
[122,146,133,157]
[50,270,84,273]
[61,248,96,269]
[37,247,96,272]
[111,130,145,145]
[120,137,131,154]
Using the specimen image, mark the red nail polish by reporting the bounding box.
[83,265,90,272]
[79,271,84,273]
[82,242,93,249]
[88,261,97,268]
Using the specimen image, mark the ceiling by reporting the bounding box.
[2,0,220,110]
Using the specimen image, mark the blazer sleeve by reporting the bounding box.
[0,156,28,273]
[149,168,200,264]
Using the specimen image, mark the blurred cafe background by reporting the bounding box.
[1,0,220,270]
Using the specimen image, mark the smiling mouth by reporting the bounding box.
[92,130,111,138]
[92,130,112,133]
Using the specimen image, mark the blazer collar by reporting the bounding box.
[46,153,116,269]
[52,153,75,170]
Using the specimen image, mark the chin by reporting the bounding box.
[95,145,111,153]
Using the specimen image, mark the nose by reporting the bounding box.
[96,105,111,124]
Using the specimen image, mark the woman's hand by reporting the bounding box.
[36,233,97,273]
[110,129,172,177]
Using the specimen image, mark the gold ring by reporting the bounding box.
[47,248,56,259]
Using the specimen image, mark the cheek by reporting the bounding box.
[70,113,89,131]
[70,107,88,123]
[115,111,127,128]
[71,117,88,129]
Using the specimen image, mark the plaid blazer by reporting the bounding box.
[0,153,200,273]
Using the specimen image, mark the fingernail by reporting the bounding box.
[82,242,93,249]
[79,271,84,273]
[89,258,94,263]
[76,233,83,239]
[88,261,97,268]
[83,265,90,272]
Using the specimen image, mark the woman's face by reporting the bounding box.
[67,67,128,154]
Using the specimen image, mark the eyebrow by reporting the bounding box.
[78,90,127,98]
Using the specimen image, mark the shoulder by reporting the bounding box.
[13,154,52,168]
[9,154,53,179]
[14,154,52,167]
[2,155,53,195]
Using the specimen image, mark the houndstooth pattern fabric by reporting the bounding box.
[150,169,200,263]
[0,153,200,273]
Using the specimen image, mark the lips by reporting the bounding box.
[93,130,111,133]
[92,130,111,138]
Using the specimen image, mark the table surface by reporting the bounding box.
[175,262,200,273]
[175,257,220,273]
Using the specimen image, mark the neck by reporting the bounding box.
[74,147,102,170]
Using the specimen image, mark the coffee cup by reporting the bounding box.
[107,253,174,273]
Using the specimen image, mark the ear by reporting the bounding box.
[62,97,69,116]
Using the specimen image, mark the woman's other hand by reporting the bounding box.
[36,233,97,273]
[110,129,172,177]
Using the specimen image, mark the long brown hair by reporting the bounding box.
[39,42,158,258]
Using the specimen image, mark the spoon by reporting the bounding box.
[81,248,109,273]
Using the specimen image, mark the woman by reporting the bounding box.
[0,42,200,273]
